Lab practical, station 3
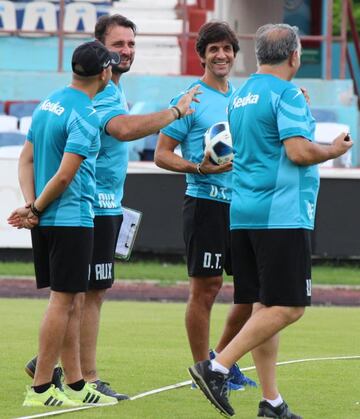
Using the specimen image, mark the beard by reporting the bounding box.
[112,62,132,74]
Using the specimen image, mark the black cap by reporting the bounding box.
[72,41,120,77]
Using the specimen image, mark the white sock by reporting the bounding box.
[264,394,283,407]
[210,359,229,374]
[212,350,218,356]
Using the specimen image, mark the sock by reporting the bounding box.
[210,359,229,374]
[67,379,86,391]
[32,382,51,393]
[265,394,283,407]
[212,350,219,356]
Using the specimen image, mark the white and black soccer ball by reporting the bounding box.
[204,121,234,165]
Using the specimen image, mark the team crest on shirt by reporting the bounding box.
[306,201,315,220]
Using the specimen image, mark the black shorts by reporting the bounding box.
[183,196,232,277]
[231,229,312,307]
[89,215,123,290]
[31,226,94,293]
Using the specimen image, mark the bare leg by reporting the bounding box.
[80,289,106,381]
[214,303,252,352]
[34,291,77,386]
[61,293,85,384]
[216,304,305,368]
[185,276,222,362]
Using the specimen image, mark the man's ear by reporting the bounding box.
[289,50,298,67]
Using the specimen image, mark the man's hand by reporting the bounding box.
[176,85,202,117]
[8,206,39,230]
[330,132,353,158]
[198,152,232,174]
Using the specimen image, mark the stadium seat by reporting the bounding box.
[8,102,39,118]
[0,115,18,132]
[0,101,4,114]
[64,2,97,37]
[20,1,57,37]
[0,0,17,35]
[311,108,338,123]
[19,116,32,135]
[315,122,351,167]
[0,132,26,146]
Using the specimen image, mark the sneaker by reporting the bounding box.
[188,360,234,417]
[25,356,64,391]
[92,379,129,401]
[257,400,303,419]
[23,384,77,407]
[64,382,118,405]
[209,350,256,390]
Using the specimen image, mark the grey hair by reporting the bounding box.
[255,23,300,66]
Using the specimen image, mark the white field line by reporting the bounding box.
[13,355,360,419]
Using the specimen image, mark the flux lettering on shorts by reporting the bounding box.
[95,263,113,280]
[203,252,222,270]
[98,193,116,208]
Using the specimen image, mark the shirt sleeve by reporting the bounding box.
[65,109,99,158]
[160,94,194,143]
[277,87,314,142]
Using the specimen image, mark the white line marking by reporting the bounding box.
[14,355,360,418]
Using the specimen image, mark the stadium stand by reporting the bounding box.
[0,115,18,132]
[8,101,38,118]
[311,108,338,123]
[0,131,26,146]
[64,2,97,36]
[19,116,32,135]
[20,1,57,37]
[111,0,184,75]
[0,0,17,34]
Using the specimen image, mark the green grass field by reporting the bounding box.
[1,260,360,286]
[1,299,359,419]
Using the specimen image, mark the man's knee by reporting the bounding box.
[189,276,223,307]
[279,306,305,324]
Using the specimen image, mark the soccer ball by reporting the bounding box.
[204,121,234,165]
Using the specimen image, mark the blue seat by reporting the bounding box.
[8,102,39,118]
[311,108,337,123]
[0,132,26,146]
[0,101,4,114]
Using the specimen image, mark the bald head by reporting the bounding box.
[255,23,300,66]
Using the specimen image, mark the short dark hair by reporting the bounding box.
[196,21,239,59]
[95,14,137,44]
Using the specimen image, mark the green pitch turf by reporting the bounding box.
[0,299,359,419]
[1,260,360,285]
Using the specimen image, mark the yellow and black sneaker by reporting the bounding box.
[64,382,118,405]
[23,384,77,407]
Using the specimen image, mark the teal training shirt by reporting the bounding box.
[161,80,234,203]
[28,86,100,227]
[228,73,319,230]
[93,80,129,216]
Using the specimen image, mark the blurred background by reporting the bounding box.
[1,0,360,260]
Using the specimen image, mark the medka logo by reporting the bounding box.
[232,92,259,108]
[40,99,65,116]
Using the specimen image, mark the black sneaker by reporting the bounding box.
[25,356,64,391]
[257,400,303,418]
[92,379,129,401]
[188,360,234,418]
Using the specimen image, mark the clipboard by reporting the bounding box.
[115,207,142,261]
